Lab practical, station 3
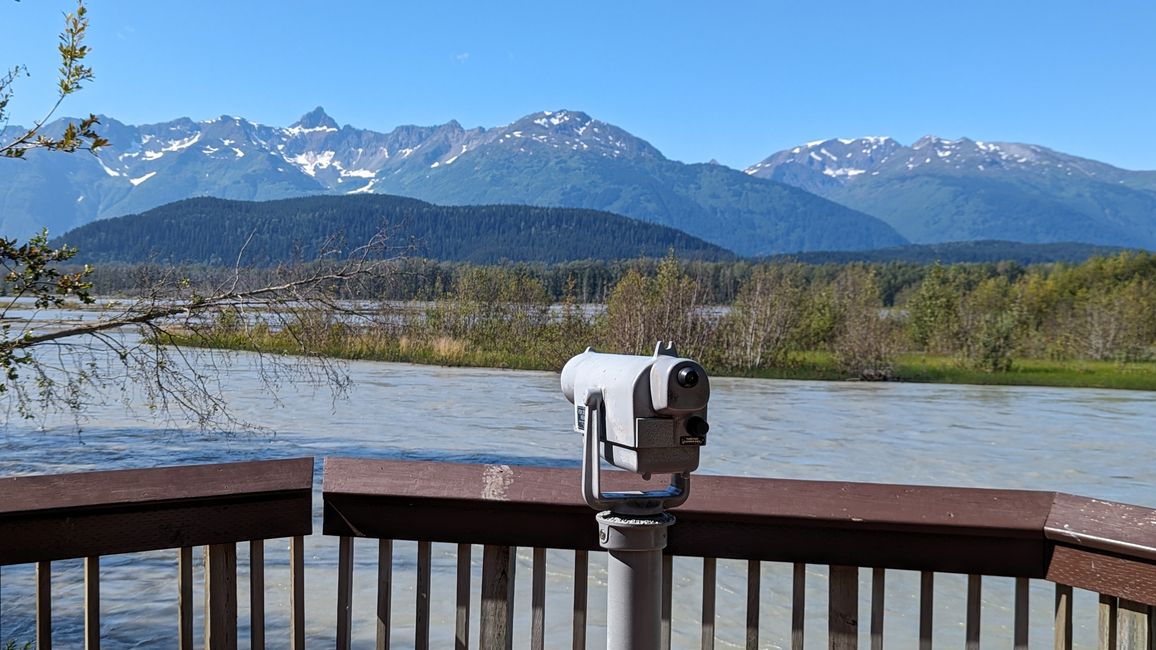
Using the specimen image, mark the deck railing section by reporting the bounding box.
[2,457,1154,648]
[322,457,1156,650]
[0,458,313,650]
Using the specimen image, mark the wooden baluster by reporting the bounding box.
[336,537,354,650]
[37,560,51,650]
[290,536,305,650]
[1014,577,1029,650]
[701,557,716,650]
[1148,604,1154,650]
[531,548,546,650]
[85,556,100,650]
[828,565,858,650]
[416,541,432,650]
[919,571,933,650]
[661,555,673,650]
[456,543,471,650]
[792,563,806,650]
[870,568,885,650]
[179,547,194,650]
[480,545,515,650]
[249,540,265,650]
[746,560,760,650]
[573,550,588,650]
[1055,584,1073,650]
[1119,600,1149,650]
[965,575,981,650]
[377,540,393,650]
[1101,594,1119,650]
[204,543,238,650]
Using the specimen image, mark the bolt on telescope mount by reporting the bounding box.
[561,342,711,650]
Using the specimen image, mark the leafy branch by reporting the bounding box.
[1,0,108,158]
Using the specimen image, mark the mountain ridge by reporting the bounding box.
[746,136,1156,248]
[0,108,904,256]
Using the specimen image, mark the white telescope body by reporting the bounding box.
[562,342,712,650]
[560,342,709,476]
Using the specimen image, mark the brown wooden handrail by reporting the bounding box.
[0,457,314,565]
[321,457,1156,606]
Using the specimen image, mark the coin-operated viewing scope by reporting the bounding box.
[561,342,710,512]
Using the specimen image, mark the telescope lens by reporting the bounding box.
[677,366,699,388]
[686,415,709,436]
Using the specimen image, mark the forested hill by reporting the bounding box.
[54,195,735,265]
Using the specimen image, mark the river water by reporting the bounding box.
[1,353,1153,648]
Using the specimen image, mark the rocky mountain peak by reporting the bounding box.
[289,107,339,133]
[496,109,663,160]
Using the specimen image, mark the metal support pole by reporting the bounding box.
[598,511,675,650]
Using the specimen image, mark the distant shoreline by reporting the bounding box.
[164,333,1156,392]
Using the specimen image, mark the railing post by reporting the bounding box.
[416,540,432,650]
[456,543,472,650]
[828,565,858,650]
[871,568,885,650]
[290,535,306,650]
[85,556,100,650]
[919,572,934,650]
[1119,600,1149,650]
[336,537,353,650]
[249,540,265,650]
[573,550,589,650]
[966,574,981,650]
[1055,584,1073,650]
[480,545,515,650]
[378,540,393,650]
[531,547,546,650]
[179,547,194,650]
[1101,594,1119,650]
[792,563,806,650]
[745,560,760,650]
[204,543,238,650]
[36,560,51,650]
[701,556,716,650]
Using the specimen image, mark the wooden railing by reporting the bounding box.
[2,457,1154,648]
[322,457,1156,650]
[0,458,313,649]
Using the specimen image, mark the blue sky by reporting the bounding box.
[3,1,1155,170]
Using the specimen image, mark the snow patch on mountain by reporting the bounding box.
[98,159,121,177]
[289,150,336,176]
[286,124,338,136]
[129,171,157,186]
[163,133,201,152]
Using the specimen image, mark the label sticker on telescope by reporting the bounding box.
[575,404,587,433]
[680,435,706,446]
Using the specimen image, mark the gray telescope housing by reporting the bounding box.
[561,342,710,477]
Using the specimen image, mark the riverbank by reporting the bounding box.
[165,331,1156,391]
[735,353,1156,391]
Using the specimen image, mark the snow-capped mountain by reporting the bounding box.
[746,136,905,193]
[746,136,1156,247]
[0,109,905,256]
[89,108,665,199]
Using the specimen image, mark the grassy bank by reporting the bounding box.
[166,329,1156,391]
[723,352,1156,390]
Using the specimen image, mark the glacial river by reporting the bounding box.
[1,354,1152,648]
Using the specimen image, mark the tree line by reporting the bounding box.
[168,251,1156,379]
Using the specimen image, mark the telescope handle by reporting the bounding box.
[580,389,690,514]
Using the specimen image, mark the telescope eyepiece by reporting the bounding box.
[677,366,699,388]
